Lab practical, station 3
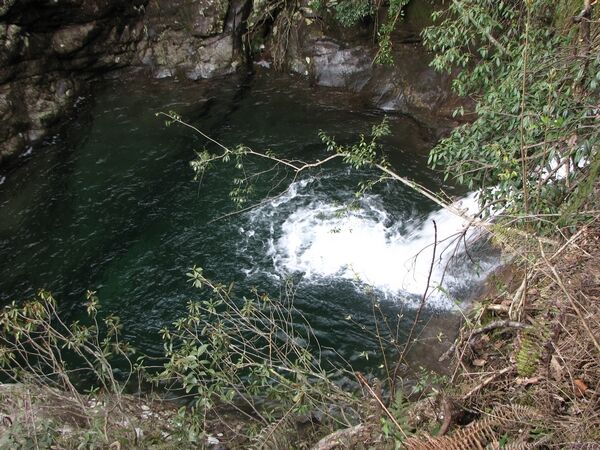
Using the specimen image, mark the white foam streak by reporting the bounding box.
[242,178,498,310]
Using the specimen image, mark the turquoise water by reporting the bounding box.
[0,71,495,373]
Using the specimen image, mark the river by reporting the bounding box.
[0,70,499,376]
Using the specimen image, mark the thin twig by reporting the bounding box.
[461,366,513,400]
[468,320,532,340]
[393,220,438,392]
[544,257,600,355]
[356,373,407,439]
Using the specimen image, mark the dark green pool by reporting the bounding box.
[0,71,497,373]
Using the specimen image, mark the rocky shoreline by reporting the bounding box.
[0,0,463,165]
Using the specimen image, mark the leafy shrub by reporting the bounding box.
[423,0,599,231]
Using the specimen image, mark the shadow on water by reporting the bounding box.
[0,70,495,380]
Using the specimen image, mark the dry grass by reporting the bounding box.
[407,218,600,449]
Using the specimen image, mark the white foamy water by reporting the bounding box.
[240,177,499,310]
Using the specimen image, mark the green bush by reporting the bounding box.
[423,0,599,231]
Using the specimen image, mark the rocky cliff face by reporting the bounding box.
[0,0,250,164]
[260,0,462,131]
[137,0,251,80]
[0,0,147,163]
[0,0,460,164]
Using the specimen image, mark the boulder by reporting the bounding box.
[138,0,250,80]
[310,38,372,90]
[52,22,99,55]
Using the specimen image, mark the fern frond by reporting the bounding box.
[516,321,549,377]
[404,404,544,450]
[254,414,298,450]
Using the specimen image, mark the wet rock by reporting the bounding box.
[0,0,149,162]
[364,43,452,115]
[52,22,99,55]
[195,0,230,37]
[143,0,229,38]
[0,23,22,66]
[138,31,241,80]
[264,0,463,129]
[385,0,442,42]
[138,0,249,80]
[0,0,454,163]
[186,34,240,80]
[0,0,17,18]
[310,38,372,90]
[0,0,251,162]
[0,135,23,165]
